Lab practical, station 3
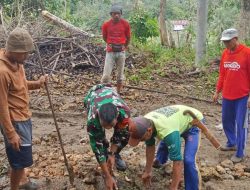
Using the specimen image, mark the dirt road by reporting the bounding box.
[1,76,250,190]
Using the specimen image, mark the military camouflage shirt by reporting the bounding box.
[84,84,130,163]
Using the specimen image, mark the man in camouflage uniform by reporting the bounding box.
[84,84,131,190]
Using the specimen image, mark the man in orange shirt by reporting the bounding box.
[213,28,250,163]
[0,28,47,190]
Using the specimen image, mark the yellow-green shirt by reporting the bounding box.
[145,105,203,139]
[145,105,203,161]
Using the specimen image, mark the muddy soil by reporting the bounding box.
[1,74,250,190]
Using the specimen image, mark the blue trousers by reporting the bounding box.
[156,127,200,190]
[222,95,249,158]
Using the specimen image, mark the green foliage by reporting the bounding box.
[200,70,219,94]
[245,40,250,47]
[44,0,64,15]
[136,40,195,65]
[127,74,140,84]
[128,39,196,82]
[207,42,224,60]
[72,1,111,32]
[207,0,241,45]
[129,9,159,43]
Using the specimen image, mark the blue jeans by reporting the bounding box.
[156,127,201,190]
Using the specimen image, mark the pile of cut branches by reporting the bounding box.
[25,36,105,79]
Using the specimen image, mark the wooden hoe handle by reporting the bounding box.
[183,110,221,150]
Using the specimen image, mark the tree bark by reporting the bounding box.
[239,0,250,41]
[159,0,170,47]
[64,0,67,18]
[195,0,208,66]
[0,4,7,38]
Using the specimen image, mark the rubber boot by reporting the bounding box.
[115,153,127,171]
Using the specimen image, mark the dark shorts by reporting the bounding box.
[1,119,33,169]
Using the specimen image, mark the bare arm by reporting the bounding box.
[100,162,112,178]
[27,75,48,90]
[125,37,130,48]
[26,80,41,90]
[145,145,155,172]
[100,162,117,190]
[141,145,155,188]
[110,144,118,153]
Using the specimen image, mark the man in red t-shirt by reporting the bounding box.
[213,28,250,163]
[101,5,131,93]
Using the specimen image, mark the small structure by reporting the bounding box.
[171,20,189,47]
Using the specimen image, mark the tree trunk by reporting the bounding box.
[0,4,7,38]
[64,0,67,18]
[195,0,208,66]
[0,4,2,25]
[41,10,94,37]
[159,0,169,47]
[239,0,250,41]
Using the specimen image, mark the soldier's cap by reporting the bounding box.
[110,4,122,15]
[220,28,238,41]
[128,116,152,147]
[6,27,34,53]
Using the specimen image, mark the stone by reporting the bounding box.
[83,176,95,184]
[32,168,40,176]
[41,141,47,146]
[64,170,69,176]
[33,154,39,162]
[121,149,134,157]
[221,173,234,180]
[243,172,250,177]
[216,165,226,174]
[204,181,218,190]
[214,123,223,131]
[200,167,221,181]
[234,171,244,178]
[29,172,36,178]
[33,137,41,144]
[139,159,146,168]
[234,163,246,172]
[125,176,132,182]
[130,108,139,117]
[221,159,234,169]
[79,137,88,144]
[200,161,207,167]
[41,135,50,142]
[40,161,48,168]
[39,171,44,177]
[226,170,233,175]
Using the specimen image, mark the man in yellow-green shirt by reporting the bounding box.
[128,105,204,190]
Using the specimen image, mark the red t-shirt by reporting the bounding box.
[102,18,131,52]
[216,44,250,100]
